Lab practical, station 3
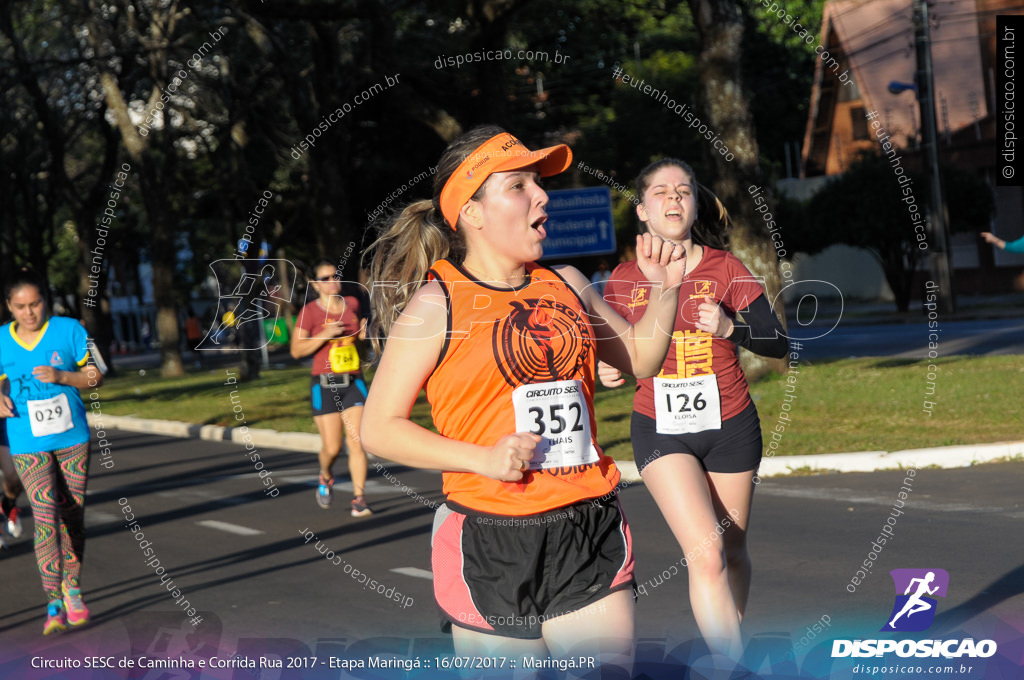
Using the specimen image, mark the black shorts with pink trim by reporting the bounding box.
[431,496,635,639]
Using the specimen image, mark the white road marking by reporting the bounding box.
[280,475,321,484]
[391,567,434,580]
[85,511,122,527]
[756,483,1018,515]
[196,520,264,536]
[157,489,248,505]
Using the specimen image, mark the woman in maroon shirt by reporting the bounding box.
[290,259,373,516]
[602,159,788,661]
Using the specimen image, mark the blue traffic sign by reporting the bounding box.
[540,186,616,259]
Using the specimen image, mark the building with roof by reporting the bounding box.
[784,0,1022,298]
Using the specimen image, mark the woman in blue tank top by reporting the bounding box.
[0,269,101,635]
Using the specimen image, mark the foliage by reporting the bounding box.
[789,153,994,311]
[1,0,849,346]
[743,0,826,180]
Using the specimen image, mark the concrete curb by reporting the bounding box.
[755,441,1024,477]
[617,441,1024,483]
[89,414,323,454]
[89,414,1022,484]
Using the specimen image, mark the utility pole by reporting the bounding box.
[913,0,955,313]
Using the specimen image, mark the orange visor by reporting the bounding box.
[439,133,572,230]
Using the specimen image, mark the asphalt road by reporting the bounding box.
[795,318,1024,360]
[1,432,1022,678]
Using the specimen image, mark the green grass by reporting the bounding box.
[94,356,1024,459]
[98,365,320,434]
[742,355,1024,456]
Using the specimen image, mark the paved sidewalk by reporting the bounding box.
[88,413,1022,483]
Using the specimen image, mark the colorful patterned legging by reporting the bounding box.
[11,442,89,601]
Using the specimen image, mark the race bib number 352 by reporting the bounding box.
[512,380,600,470]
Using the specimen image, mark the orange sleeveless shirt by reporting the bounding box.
[425,259,619,515]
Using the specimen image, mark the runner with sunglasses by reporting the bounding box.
[291,259,372,516]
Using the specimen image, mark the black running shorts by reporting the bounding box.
[310,374,367,416]
[431,496,635,639]
[631,400,762,474]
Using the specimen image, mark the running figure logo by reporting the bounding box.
[627,285,648,310]
[882,568,949,632]
[204,259,296,350]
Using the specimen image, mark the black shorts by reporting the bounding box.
[631,400,762,474]
[310,374,367,416]
[431,497,635,639]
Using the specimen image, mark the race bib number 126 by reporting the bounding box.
[653,374,722,434]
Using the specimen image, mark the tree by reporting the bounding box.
[685,0,788,378]
[742,0,824,178]
[1,1,121,372]
[3,0,828,382]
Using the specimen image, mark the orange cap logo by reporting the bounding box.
[439,133,572,230]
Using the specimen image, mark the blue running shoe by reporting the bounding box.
[316,473,334,509]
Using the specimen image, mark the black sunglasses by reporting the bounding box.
[314,274,341,282]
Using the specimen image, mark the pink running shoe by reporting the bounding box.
[43,599,67,635]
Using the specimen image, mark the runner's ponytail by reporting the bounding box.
[693,183,731,251]
[365,199,454,354]
[364,124,505,354]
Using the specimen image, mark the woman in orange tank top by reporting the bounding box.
[361,126,686,671]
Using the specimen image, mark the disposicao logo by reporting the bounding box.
[832,569,997,659]
[882,568,948,632]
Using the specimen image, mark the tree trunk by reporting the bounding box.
[89,21,186,378]
[139,161,185,378]
[686,0,788,378]
[73,120,121,377]
[2,6,120,374]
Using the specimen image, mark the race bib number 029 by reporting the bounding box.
[512,380,600,470]
[27,393,74,438]
[653,374,722,434]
